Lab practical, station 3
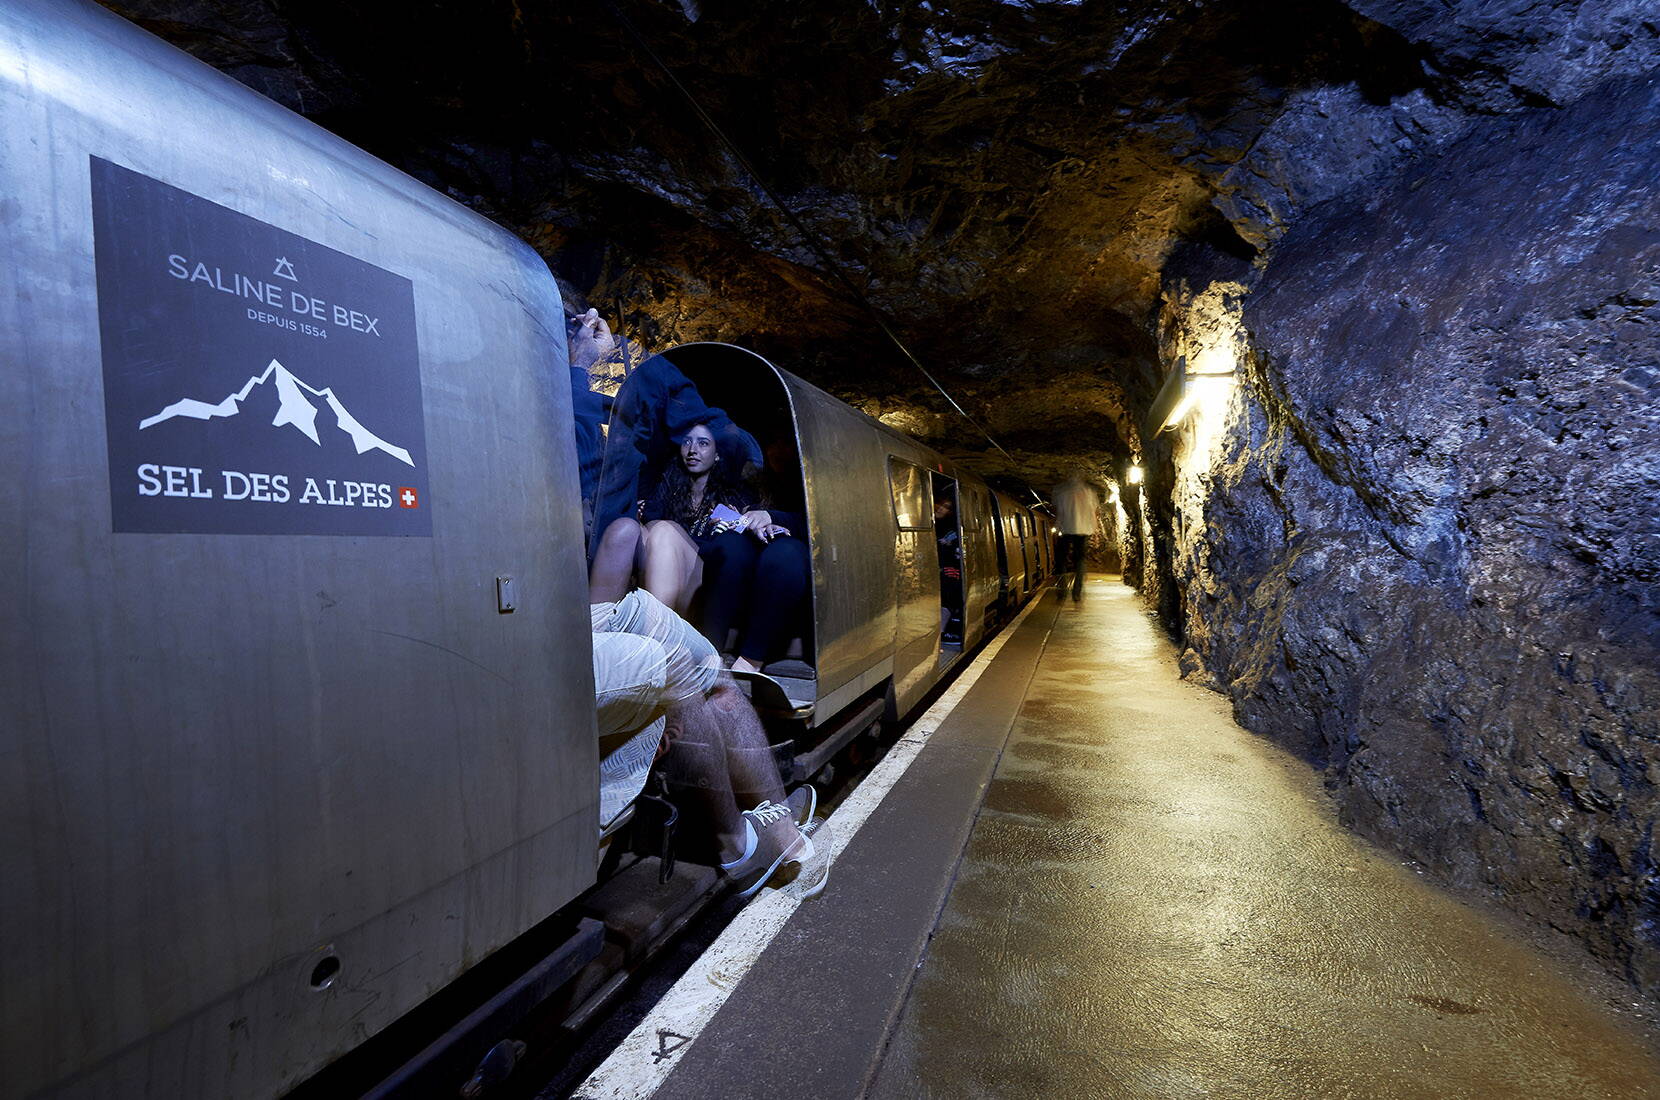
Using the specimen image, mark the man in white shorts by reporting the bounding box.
[591,587,827,897]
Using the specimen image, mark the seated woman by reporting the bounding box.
[697,430,811,674]
[589,419,758,615]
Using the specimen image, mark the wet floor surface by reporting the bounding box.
[869,578,1660,1100]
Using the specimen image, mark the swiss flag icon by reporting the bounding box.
[398,486,419,509]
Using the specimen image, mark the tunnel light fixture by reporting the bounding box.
[1127,464,1144,485]
[1145,347,1238,436]
[1144,356,1188,437]
[1164,387,1201,429]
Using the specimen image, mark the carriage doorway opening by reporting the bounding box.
[648,344,817,705]
[931,471,964,660]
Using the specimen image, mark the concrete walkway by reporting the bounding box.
[869,577,1660,1099]
[601,576,1660,1100]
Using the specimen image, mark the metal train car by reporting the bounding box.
[992,488,1033,602]
[3,3,599,1097]
[1,5,1048,1098]
[623,344,1044,760]
[1032,510,1056,588]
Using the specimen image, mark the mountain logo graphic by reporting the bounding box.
[138,357,415,467]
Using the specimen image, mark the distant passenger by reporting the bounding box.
[934,493,963,643]
[699,428,811,674]
[1051,470,1101,603]
[591,587,827,897]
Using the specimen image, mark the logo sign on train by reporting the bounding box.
[90,157,431,536]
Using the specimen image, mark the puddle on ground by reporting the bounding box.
[981,776,1076,819]
[1003,738,1107,768]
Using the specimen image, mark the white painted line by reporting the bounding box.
[571,593,1051,1100]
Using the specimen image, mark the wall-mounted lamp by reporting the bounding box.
[1143,349,1237,436]
[1144,356,1189,436]
[1126,464,1144,485]
[1163,385,1202,432]
[1191,343,1236,377]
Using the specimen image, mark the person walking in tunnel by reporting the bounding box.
[1051,470,1101,602]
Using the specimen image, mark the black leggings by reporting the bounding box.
[699,532,811,663]
[1057,533,1088,596]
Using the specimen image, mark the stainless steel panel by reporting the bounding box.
[1036,513,1055,582]
[887,459,930,529]
[1015,505,1034,593]
[1,4,597,1097]
[885,456,938,713]
[882,438,947,716]
[779,375,898,708]
[956,478,999,647]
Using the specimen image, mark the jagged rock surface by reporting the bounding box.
[1169,71,1660,989]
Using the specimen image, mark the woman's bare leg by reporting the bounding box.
[642,519,705,614]
[590,517,643,603]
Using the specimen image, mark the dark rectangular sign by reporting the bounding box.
[91,157,432,536]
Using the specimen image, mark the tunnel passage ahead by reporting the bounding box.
[863,580,1660,1099]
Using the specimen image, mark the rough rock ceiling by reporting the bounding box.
[102,0,1659,489]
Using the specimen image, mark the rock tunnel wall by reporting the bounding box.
[1146,70,1660,990]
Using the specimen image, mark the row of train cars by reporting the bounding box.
[2,4,1056,1098]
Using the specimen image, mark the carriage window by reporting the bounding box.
[888,458,931,530]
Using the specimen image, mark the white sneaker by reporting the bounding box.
[722,801,808,899]
[781,818,832,898]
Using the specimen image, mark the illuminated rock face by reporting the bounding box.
[104,0,1660,989]
[1166,72,1660,990]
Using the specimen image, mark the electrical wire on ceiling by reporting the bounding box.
[600,0,1047,508]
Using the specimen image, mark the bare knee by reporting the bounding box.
[643,520,680,548]
[601,516,642,549]
[647,522,700,566]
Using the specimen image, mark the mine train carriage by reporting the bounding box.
[640,343,1049,734]
[1,3,1052,1098]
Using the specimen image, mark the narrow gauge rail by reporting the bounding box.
[1,4,1052,1098]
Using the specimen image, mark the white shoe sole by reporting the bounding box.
[734,829,809,900]
[796,826,831,899]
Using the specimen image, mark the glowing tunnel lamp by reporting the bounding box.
[1144,349,1237,435]
[1144,356,1190,436]
[1126,465,1144,485]
[1164,387,1201,429]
